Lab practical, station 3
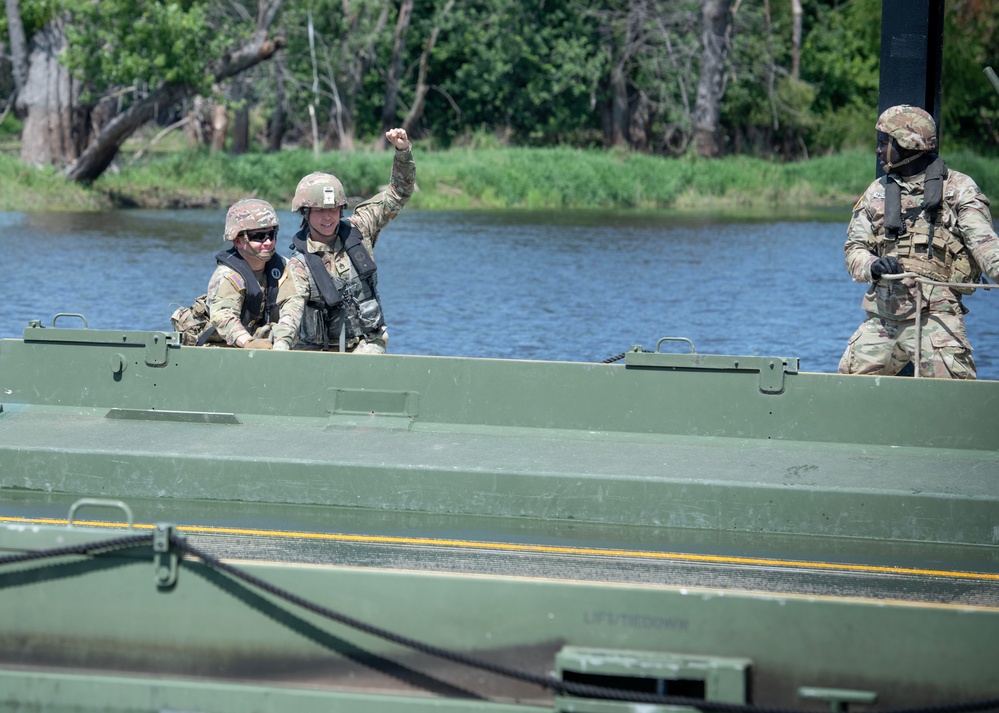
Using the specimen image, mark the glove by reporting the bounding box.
[243,338,272,350]
[870,256,903,280]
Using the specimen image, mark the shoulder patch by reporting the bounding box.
[225,272,246,291]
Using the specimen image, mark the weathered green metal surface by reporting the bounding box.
[0,670,550,713]
[1,326,998,710]
[1,327,997,546]
[1,522,998,709]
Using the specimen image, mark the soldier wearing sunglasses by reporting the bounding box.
[204,198,287,349]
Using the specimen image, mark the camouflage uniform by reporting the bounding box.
[273,145,416,352]
[839,107,999,378]
[206,260,284,346]
[206,198,285,347]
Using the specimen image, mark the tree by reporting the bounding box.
[693,0,733,157]
[940,0,999,151]
[379,0,412,146]
[799,0,880,152]
[5,0,286,182]
[4,0,27,99]
[585,0,703,155]
[400,0,455,139]
[420,0,603,147]
[279,0,392,151]
[790,0,801,79]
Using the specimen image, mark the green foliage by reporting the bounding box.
[0,151,107,210]
[95,147,408,209]
[0,0,61,39]
[799,0,881,152]
[62,0,234,95]
[606,0,702,151]
[723,3,825,157]
[276,0,396,140]
[0,114,23,137]
[4,0,997,171]
[87,144,922,213]
[939,4,999,152]
[946,149,999,198]
[415,0,604,147]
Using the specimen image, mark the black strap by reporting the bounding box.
[292,232,342,309]
[262,253,285,323]
[338,219,377,279]
[923,156,947,214]
[883,175,902,238]
[882,156,946,246]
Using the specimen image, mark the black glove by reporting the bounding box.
[870,256,903,280]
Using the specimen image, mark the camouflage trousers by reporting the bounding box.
[838,312,976,379]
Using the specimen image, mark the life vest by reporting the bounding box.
[289,221,385,350]
[214,247,286,329]
[172,249,284,346]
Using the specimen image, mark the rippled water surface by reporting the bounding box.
[3,209,997,379]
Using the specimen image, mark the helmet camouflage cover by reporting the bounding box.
[224,198,279,242]
[292,172,348,213]
[876,105,937,152]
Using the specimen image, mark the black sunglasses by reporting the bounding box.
[243,229,277,243]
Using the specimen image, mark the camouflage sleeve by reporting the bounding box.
[206,265,251,346]
[272,258,311,350]
[350,145,416,251]
[843,181,881,283]
[949,172,999,283]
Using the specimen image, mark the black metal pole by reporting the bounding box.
[877,0,944,176]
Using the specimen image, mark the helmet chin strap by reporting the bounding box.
[883,149,926,175]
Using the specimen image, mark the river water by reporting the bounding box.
[3,209,998,379]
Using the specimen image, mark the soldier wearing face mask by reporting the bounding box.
[838,105,999,379]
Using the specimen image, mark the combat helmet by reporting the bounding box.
[876,105,937,153]
[224,198,279,242]
[292,172,347,213]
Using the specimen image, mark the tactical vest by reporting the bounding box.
[873,164,981,301]
[289,221,385,351]
[214,247,286,331]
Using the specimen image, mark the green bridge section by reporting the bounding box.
[0,326,996,548]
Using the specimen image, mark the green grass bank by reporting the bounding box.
[2,146,998,216]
